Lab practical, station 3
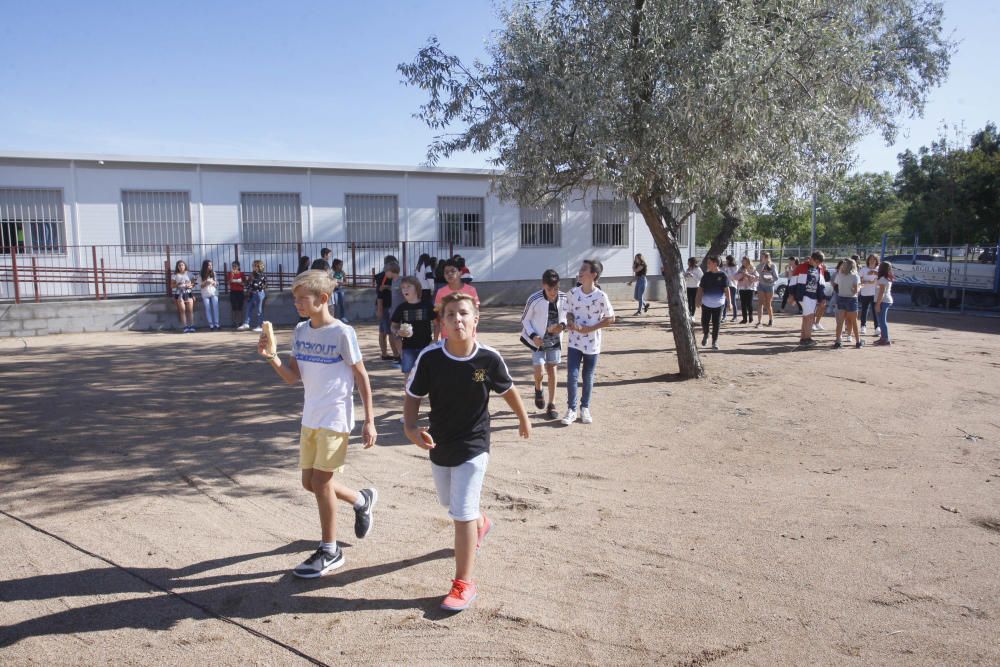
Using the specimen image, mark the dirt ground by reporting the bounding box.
[1,302,999,666]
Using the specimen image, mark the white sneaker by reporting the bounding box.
[815,322,825,331]
[811,322,818,331]
[252,326,263,333]
[860,325,868,335]
[875,327,881,337]
[561,410,577,426]
[236,323,249,331]
[580,408,593,424]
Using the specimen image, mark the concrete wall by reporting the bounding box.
[0,277,668,337]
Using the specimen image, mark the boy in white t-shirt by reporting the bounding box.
[562,259,616,426]
[257,270,378,578]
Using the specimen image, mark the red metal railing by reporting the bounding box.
[0,241,452,303]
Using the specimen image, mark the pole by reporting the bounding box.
[11,245,20,304]
[91,245,100,301]
[810,190,817,250]
[32,256,40,303]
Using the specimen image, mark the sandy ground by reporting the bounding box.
[1,301,999,666]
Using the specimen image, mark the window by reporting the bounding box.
[240,192,302,250]
[592,199,629,247]
[438,196,485,248]
[520,200,561,247]
[345,194,399,243]
[668,202,691,246]
[0,188,65,254]
[122,190,191,252]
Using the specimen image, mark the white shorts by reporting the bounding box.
[431,452,488,521]
[801,296,818,316]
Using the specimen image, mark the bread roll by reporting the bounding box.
[262,321,277,356]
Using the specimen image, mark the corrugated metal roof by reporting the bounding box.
[0,150,499,177]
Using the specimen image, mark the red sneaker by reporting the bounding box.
[440,578,477,612]
[477,513,492,550]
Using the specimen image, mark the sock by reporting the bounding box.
[353,495,367,510]
[320,540,337,554]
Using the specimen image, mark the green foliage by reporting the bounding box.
[895,122,1000,244]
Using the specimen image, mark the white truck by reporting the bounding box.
[884,246,1000,308]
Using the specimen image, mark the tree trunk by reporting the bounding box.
[706,208,743,262]
[634,196,704,379]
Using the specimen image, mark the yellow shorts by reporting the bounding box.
[299,427,349,472]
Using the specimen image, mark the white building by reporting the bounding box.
[0,152,694,300]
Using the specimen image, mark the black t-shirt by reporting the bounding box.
[374,271,392,308]
[406,342,514,466]
[542,300,560,350]
[391,301,436,349]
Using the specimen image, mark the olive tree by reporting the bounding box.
[401,0,950,378]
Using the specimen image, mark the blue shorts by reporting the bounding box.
[378,309,392,334]
[837,296,859,312]
[400,347,420,374]
[757,284,774,294]
[532,347,562,366]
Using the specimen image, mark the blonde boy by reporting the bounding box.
[257,269,378,577]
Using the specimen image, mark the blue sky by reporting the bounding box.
[2,1,996,175]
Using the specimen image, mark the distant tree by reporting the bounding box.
[401,0,951,378]
[835,172,904,245]
[896,123,1000,244]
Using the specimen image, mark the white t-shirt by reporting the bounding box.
[835,272,860,297]
[172,272,192,294]
[201,276,217,298]
[859,267,879,296]
[567,286,615,355]
[723,265,739,288]
[684,266,703,289]
[877,277,894,304]
[292,320,363,432]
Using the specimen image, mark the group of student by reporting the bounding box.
[686,252,781,349]
[682,250,895,349]
[787,251,895,348]
[250,257,617,614]
[171,259,267,332]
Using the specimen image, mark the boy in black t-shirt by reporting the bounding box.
[391,276,436,374]
[404,292,531,612]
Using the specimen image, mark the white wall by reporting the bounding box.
[0,157,695,281]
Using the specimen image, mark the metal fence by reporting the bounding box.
[0,240,452,303]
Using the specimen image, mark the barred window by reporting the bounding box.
[438,196,485,248]
[0,188,65,254]
[520,200,561,247]
[345,194,399,243]
[122,190,191,253]
[668,202,691,246]
[592,199,629,247]
[241,192,302,250]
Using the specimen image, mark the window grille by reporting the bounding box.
[668,202,691,246]
[519,200,561,247]
[0,188,65,254]
[438,196,485,248]
[240,192,302,250]
[345,194,399,243]
[122,190,191,253]
[592,199,629,247]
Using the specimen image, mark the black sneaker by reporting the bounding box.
[354,488,378,539]
[534,388,545,410]
[800,338,817,347]
[701,335,708,347]
[293,546,344,578]
[546,403,559,420]
[833,340,843,349]
[643,302,650,312]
